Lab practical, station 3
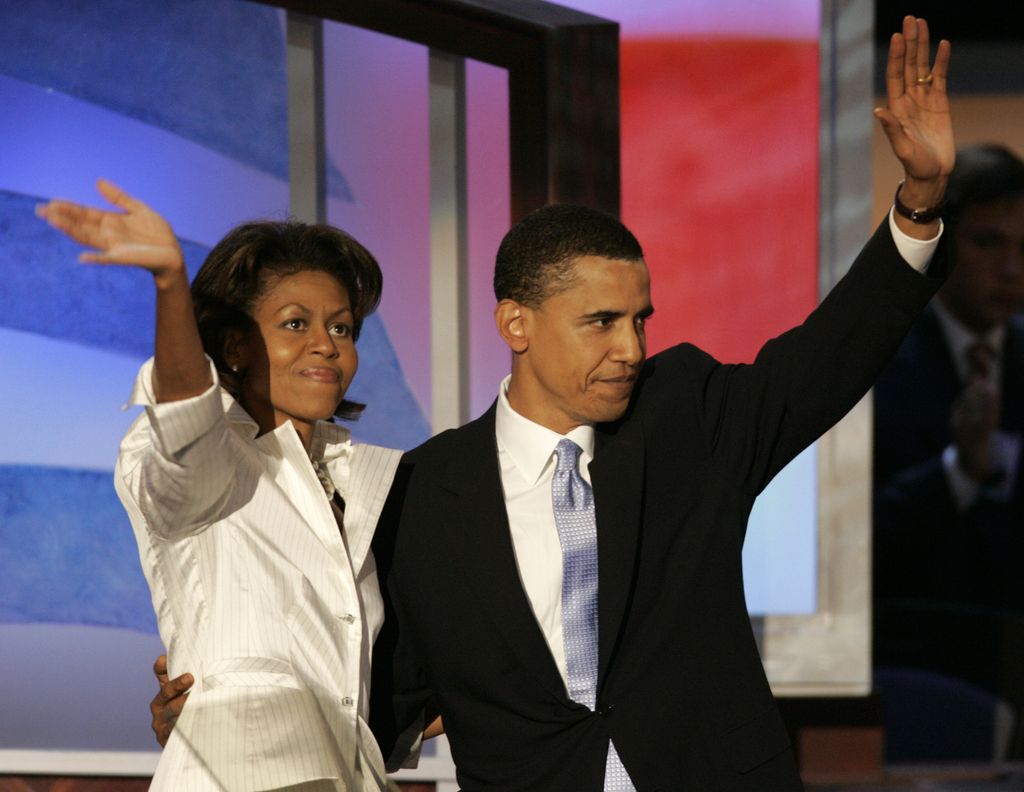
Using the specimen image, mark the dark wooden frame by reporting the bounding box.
[256,0,621,221]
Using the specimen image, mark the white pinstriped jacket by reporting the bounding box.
[117,359,401,791]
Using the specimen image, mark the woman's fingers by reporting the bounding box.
[80,242,177,268]
[96,178,147,213]
[36,200,107,246]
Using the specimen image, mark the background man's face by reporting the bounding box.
[517,256,652,433]
[940,196,1024,333]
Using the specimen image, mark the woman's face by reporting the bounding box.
[230,269,358,448]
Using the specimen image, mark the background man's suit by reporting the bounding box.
[873,306,1024,610]
[372,221,949,791]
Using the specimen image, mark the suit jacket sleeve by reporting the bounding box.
[369,456,436,769]
[646,218,950,510]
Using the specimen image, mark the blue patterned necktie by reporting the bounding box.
[551,439,635,791]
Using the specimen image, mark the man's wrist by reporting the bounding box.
[894,180,946,224]
[898,176,948,214]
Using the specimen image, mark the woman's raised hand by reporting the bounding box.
[37,179,185,286]
[40,179,209,401]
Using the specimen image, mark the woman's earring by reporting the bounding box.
[231,364,240,373]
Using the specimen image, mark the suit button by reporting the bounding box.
[598,704,615,717]
[342,696,354,706]
[341,613,356,624]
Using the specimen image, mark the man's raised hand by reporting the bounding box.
[874,15,954,212]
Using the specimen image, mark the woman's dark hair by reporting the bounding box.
[190,220,383,420]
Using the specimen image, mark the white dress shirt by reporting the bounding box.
[497,209,939,684]
[117,358,400,792]
[495,380,595,685]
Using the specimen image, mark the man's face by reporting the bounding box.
[508,255,652,433]
[940,196,1024,333]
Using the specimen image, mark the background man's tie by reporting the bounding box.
[966,340,995,383]
[552,438,635,791]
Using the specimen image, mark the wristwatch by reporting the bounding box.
[893,180,945,224]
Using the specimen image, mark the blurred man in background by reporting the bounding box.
[874,143,1024,611]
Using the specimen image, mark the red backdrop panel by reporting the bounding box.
[621,38,820,363]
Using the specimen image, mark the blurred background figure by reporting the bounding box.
[873,143,1024,762]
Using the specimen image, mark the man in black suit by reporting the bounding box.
[368,17,954,791]
[873,144,1024,611]
[153,15,954,792]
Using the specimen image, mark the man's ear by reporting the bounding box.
[495,299,529,353]
[222,327,250,373]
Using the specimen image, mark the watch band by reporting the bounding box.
[893,180,945,224]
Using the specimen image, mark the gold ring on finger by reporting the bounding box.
[916,73,933,86]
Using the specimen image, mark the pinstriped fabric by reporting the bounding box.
[117,358,401,791]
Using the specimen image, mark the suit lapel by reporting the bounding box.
[906,306,962,445]
[437,407,569,702]
[919,305,962,398]
[590,415,645,686]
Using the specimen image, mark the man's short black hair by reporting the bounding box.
[945,144,1024,225]
[493,204,644,306]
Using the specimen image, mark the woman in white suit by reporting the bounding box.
[39,182,402,791]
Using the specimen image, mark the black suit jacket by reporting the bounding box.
[372,221,949,791]
[873,305,1024,608]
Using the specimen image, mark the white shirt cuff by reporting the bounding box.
[888,206,943,274]
[385,714,425,772]
[125,357,224,458]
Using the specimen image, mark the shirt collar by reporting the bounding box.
[494,374,595,487]
[227,400,352,466]
[932,297,1005,363]
[310,418,353,464]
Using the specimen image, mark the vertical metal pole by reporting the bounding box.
[429,50,469,433]
[287,12,326,223]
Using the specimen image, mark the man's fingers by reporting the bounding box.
[151,672,193,710]
[163,673,194,700]
[884,32,905,104]
[151,694,188,748]
[931,39,952,93]
[915,18,931,80]
[901,15,918,91]
[153,654,169,684]
[165,692,190,719]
